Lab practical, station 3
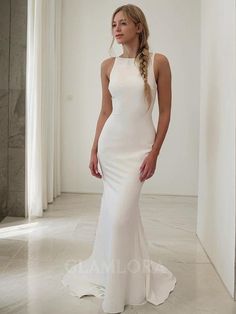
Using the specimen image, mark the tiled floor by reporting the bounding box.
[0,193,235,314]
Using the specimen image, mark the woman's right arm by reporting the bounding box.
[89,58,113,178]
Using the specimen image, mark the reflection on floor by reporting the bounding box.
[0,193,235,314]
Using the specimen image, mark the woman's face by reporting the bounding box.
[112,11,139,43]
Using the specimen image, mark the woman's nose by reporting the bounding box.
[115,25,121,32]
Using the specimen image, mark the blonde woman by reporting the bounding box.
[62,4,177,313]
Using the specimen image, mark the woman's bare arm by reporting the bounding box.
[91,58,114,153]
[151,53,172,157]
[139,54,172,181]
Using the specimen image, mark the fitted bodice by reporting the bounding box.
[98,52,157,154]
[108,52,157,119]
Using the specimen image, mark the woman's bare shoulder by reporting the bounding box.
[101,57,116,68]
[101,57,116,79]
[153,52,170,67]
[153,53,171,81]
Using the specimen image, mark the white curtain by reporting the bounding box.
[26,0,62,219]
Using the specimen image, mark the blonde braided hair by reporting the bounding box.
[109,4,153,111]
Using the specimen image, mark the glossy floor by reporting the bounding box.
[0,193,235,313]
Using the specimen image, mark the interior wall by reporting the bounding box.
[197,0,236,297]
[61,0,200,195]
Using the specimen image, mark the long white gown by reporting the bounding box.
[61,52,177,313]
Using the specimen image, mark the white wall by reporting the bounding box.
[61,0,200,195]
[197,0,236,297]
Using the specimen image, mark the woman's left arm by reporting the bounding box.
[151,53,172,158]
[139,54,172,182]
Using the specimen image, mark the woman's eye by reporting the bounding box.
[112,23,127,27]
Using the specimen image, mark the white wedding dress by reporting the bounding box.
[61,52,177,313]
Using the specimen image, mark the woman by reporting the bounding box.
[62,4,177,313]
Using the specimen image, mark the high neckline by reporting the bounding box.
[117,52,153,59]
[117,56,135,59]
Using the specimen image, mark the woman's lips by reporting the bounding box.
[116,34,123,38]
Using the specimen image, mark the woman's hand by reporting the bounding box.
[89,150,102,179]
[139,151,157,182]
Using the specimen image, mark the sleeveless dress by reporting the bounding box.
[61,52,177,313]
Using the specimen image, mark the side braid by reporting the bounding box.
[136,46,152,111]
